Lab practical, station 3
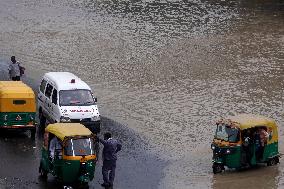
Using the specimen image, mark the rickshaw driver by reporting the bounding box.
[243,130,253,165]
[49,136,62,159]
[257,127,269,160]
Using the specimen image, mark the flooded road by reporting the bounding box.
[0,0,283,188]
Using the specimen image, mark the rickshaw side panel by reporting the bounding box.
[61,160,81,183]
[212,145,242,168]
[263,142,279,160]
[60,159,96,183]
[263,125,279,160]
[223,147,242,168]
[85,160,96,181]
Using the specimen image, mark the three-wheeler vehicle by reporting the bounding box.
[39,123,99,187]
[0,81,36,138]
[211,114,280,174]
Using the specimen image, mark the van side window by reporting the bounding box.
[45,83,53,98]
[40,79,47,93]
[52,89,58,105]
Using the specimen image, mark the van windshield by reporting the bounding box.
[59,89,95,106]
[64,138,95,156]
[215,124,240,142]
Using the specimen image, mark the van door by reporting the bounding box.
[38,79,47,113]
[37,79,47,107]
[44,83,54,122]
[50,88,60,123]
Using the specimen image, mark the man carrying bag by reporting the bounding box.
[8,56,25,81]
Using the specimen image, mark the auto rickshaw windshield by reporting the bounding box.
[215,124,240,142]
[64,138,95,156]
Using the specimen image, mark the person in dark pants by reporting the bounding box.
[99,132,122,188]
[243,130,252,166]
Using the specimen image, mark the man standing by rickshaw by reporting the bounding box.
[99,132,122,188]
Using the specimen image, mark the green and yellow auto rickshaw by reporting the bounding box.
[39,123,99,187]
[211,114,280,174]
[0,81,36,138]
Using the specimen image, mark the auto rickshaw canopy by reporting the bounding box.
[45,123,92,141]
[218,114,277,130]
[0,81,35,98]
[0,81,36,112]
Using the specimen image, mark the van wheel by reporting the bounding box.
[213,163,223,174]
[267,158,277,166]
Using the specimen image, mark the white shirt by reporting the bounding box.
[49,137,62,159]
[8,62,21,77]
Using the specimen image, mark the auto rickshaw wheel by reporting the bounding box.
[267,158,277,166]
[213,163,223,174]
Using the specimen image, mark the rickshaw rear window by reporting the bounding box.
[64,138,95,156]
[13,100,26,105]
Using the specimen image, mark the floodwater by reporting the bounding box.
[0,0,283,188]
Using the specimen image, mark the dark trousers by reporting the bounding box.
[102,160,116,186]
[11,76,20,81]
[243,146,252,165]
[257,146,264,160]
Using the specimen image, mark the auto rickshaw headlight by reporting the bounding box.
[211,144,216,150]
[60,116,71,122]
[226,149,231,154]
[3,114,7,121]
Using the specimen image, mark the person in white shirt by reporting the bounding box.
[49,136,62,159]
[8,56,25,81]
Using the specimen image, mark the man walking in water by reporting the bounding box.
[99,132,122,188]
[8,56,24,81]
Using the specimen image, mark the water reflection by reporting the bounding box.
[213,166,279,189]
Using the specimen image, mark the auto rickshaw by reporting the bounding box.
[0,81,36,138]
[39,123,99,187]
[211,114,280,174]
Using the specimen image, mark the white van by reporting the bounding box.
[37,72,100,133]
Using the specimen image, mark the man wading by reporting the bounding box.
[99,132,122,188]
[8,56,25,81]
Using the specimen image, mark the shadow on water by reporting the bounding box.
[98,116,168,189]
